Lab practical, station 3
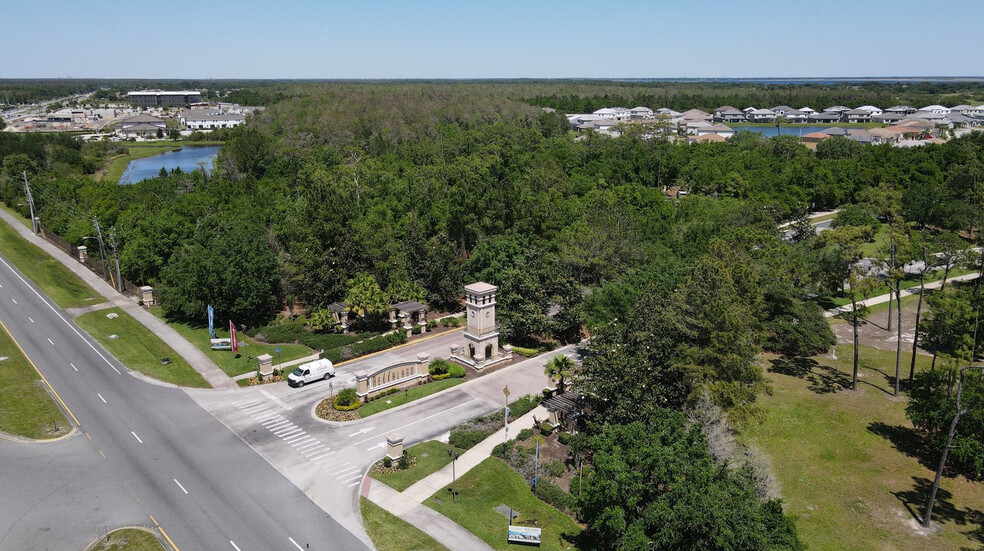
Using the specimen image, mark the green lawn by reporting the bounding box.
[745,345,984,551]
[360,379,465,418]
[90,528,165,551]
[0,320,70,439]
[0,217,102,309]
[370,441,467,491]
[75,308,209,388]
[148,307,313,377]
[426,457,588,551]
[361,498,449,551]
[818,268,976,309]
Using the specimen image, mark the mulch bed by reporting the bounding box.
[315,397,361,422]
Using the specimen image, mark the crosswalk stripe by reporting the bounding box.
[309,451,336,462]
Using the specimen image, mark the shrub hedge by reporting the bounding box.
[253,322,307,343]
[448,429,487,450]
[447,363,466,378]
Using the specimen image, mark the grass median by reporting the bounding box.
[0,216,102,309]
[369,440,467,491]
[360,378,465,418]
[425,457,587,551]
[75,307,209,388]
[0,320,71,439]
[89,528,165,551]
[360,498,448,551]
[147,307,313,378]
[745,346,984,551]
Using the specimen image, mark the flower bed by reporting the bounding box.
[316,397,361,422]
[244,374,285,386]
[370,454,418,475]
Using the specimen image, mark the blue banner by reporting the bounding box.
[207,305,215,338]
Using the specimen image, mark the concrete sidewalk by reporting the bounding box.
[365,481,493,551]
[402,405,549,503]
[825,272,978,317]
[0,209,235,389]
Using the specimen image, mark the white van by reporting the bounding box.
[287,358,335,387]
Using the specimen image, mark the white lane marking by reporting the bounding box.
[279,431,304,440]
[47,338,54,345]
[283,433,309,443]
[131,431,143,444]
[313,453,337,464]
[174,478,189,494]
[241,403,267,412]
[274,426,301,436]
[297,442,324,452]
[229,541,242,551]
[332,465,359,476]
[348,426,375,437]
[11,298,16,305]
[290,437,316,447]
[236,400,262,409]
[70,362,78,372]
[261,417,284,426]
[347,481,361,488]
[0,256,122,375]
[366,442,386,451]
[289,537,304,551]
[266,419,289,428]
[28,316,34,323]
[308,451,335,462]
[352,398,480,446]
[97,393,107,404]
[339,474,362,483]
[259,389,291,410]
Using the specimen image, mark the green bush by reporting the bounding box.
[517,428,534,441]
[542,388,555,399]
[398,453,409,470]
[254,322,306,343]
[511,346,540,358]
[383,456,392,468]
[491,442,511,459]
[539,421,554,436]
[386,331,408,345]
[299,332,359,350]
[558,431,572,446]
[432,373,451,380]
[447,363,466,378]
[426,320,438,330]
[320,348,344,363]
[510,394,541,418]
[535,479,574,512]
[544,459,565,478]
[412,325,422,335]
[448,429,487,450]
[441,316,460,328]
[429,358,452,376]
[334,388,361,410]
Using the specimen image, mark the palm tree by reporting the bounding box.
[309,309,334,332]
[545,355,575,394]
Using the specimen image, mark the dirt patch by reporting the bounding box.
[832,298,931,356]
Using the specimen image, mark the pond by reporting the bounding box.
[118,146,220,185]
[732,125,837,138]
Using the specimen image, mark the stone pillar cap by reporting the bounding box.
[354,370,369,380]
[417,352,431,362]
[386,432,404,444]
[257,354,273,361]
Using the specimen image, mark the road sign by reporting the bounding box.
[503,385,510,398]
[275,347,282,354]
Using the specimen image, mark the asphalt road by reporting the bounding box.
[0,252,369,551]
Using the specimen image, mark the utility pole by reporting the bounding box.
[107,226,124,292]
[22,171,38,234]
[91,217,108,282]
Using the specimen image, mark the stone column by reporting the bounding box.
[140,286,155,306]
[257,354,273,378]
[416,353,430,377]
[355,370,369,397]
[386,433,404,460]
[77,246,87,262]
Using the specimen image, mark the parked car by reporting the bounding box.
[287,358,335,387]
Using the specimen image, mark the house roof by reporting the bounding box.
[821,127,850,136]
[122,123,165,132]
[886,125,924,134]
[843,109,872,115]
[681,108,712,119]
[772,105,795,112]
[630,106,652,112]
[856,105,882,112]
[801,132,830,140]
[716,108,745,116]
[714,106,737,113]
[799,106,817,113]
[950,104,973,110]
[824,105,850,112]
[122,113,165,124]
[656,108,682,116]
[749,108,776,115]
[810,112,841,120]
[869,127,904,138]
[784,109,807,117]
[182,112,245,122]
[693,133,727,143]
[702,123,733,132]
[873,112,904,120]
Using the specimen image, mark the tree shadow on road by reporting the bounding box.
[768,357,852,394]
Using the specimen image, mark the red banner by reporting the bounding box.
[230,320,238,353]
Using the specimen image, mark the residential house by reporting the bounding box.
[747,108,776,122]
[784,109,809,122]
[800,131,830,150]
[868,127,906,144]
[948,113,981,127]
[896,118,938,135]
[799,106,817,115]
[656,108,682,118]
[808,112,841,123]
[872,112,905,124]
[714,108,746,123]
[845,128,876,144]
[742,106,757,113]
[593,107,632,121]
[695,123,735,138]
[771,106,795,116]
[824,105,851,114]
[886,125,926,139]
[856,105,883,116]
[919,104,951,116]
[820,127,850,137]
[886,105,917,115]
[688,133,728,144]
[680,108,712,122]
[629,106,654,119]
[949,104,976,116]
[841,109,873,123]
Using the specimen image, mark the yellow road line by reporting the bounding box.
[0,316,80,427]
[98,449,106,458]
[335,327,464,367]
[150,515,180,551]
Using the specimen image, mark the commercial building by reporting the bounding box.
[179,111,246,130]
[128,90,203,108]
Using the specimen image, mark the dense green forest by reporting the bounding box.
[3,81,984,550]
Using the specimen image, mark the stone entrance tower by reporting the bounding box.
[464,282,498,362]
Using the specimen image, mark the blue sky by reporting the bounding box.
[3,0,982,79]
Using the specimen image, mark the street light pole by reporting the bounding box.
[22,171,38,234]
[447,448,459,503]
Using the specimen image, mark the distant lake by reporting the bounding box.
[734,125,833,138]
[118,146,220,185]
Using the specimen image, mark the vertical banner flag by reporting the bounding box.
[207,305,215,338]
[230,320,238,353]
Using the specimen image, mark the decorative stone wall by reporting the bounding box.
[354,353,431,399]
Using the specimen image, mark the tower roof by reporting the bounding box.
[465,282,497,294]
